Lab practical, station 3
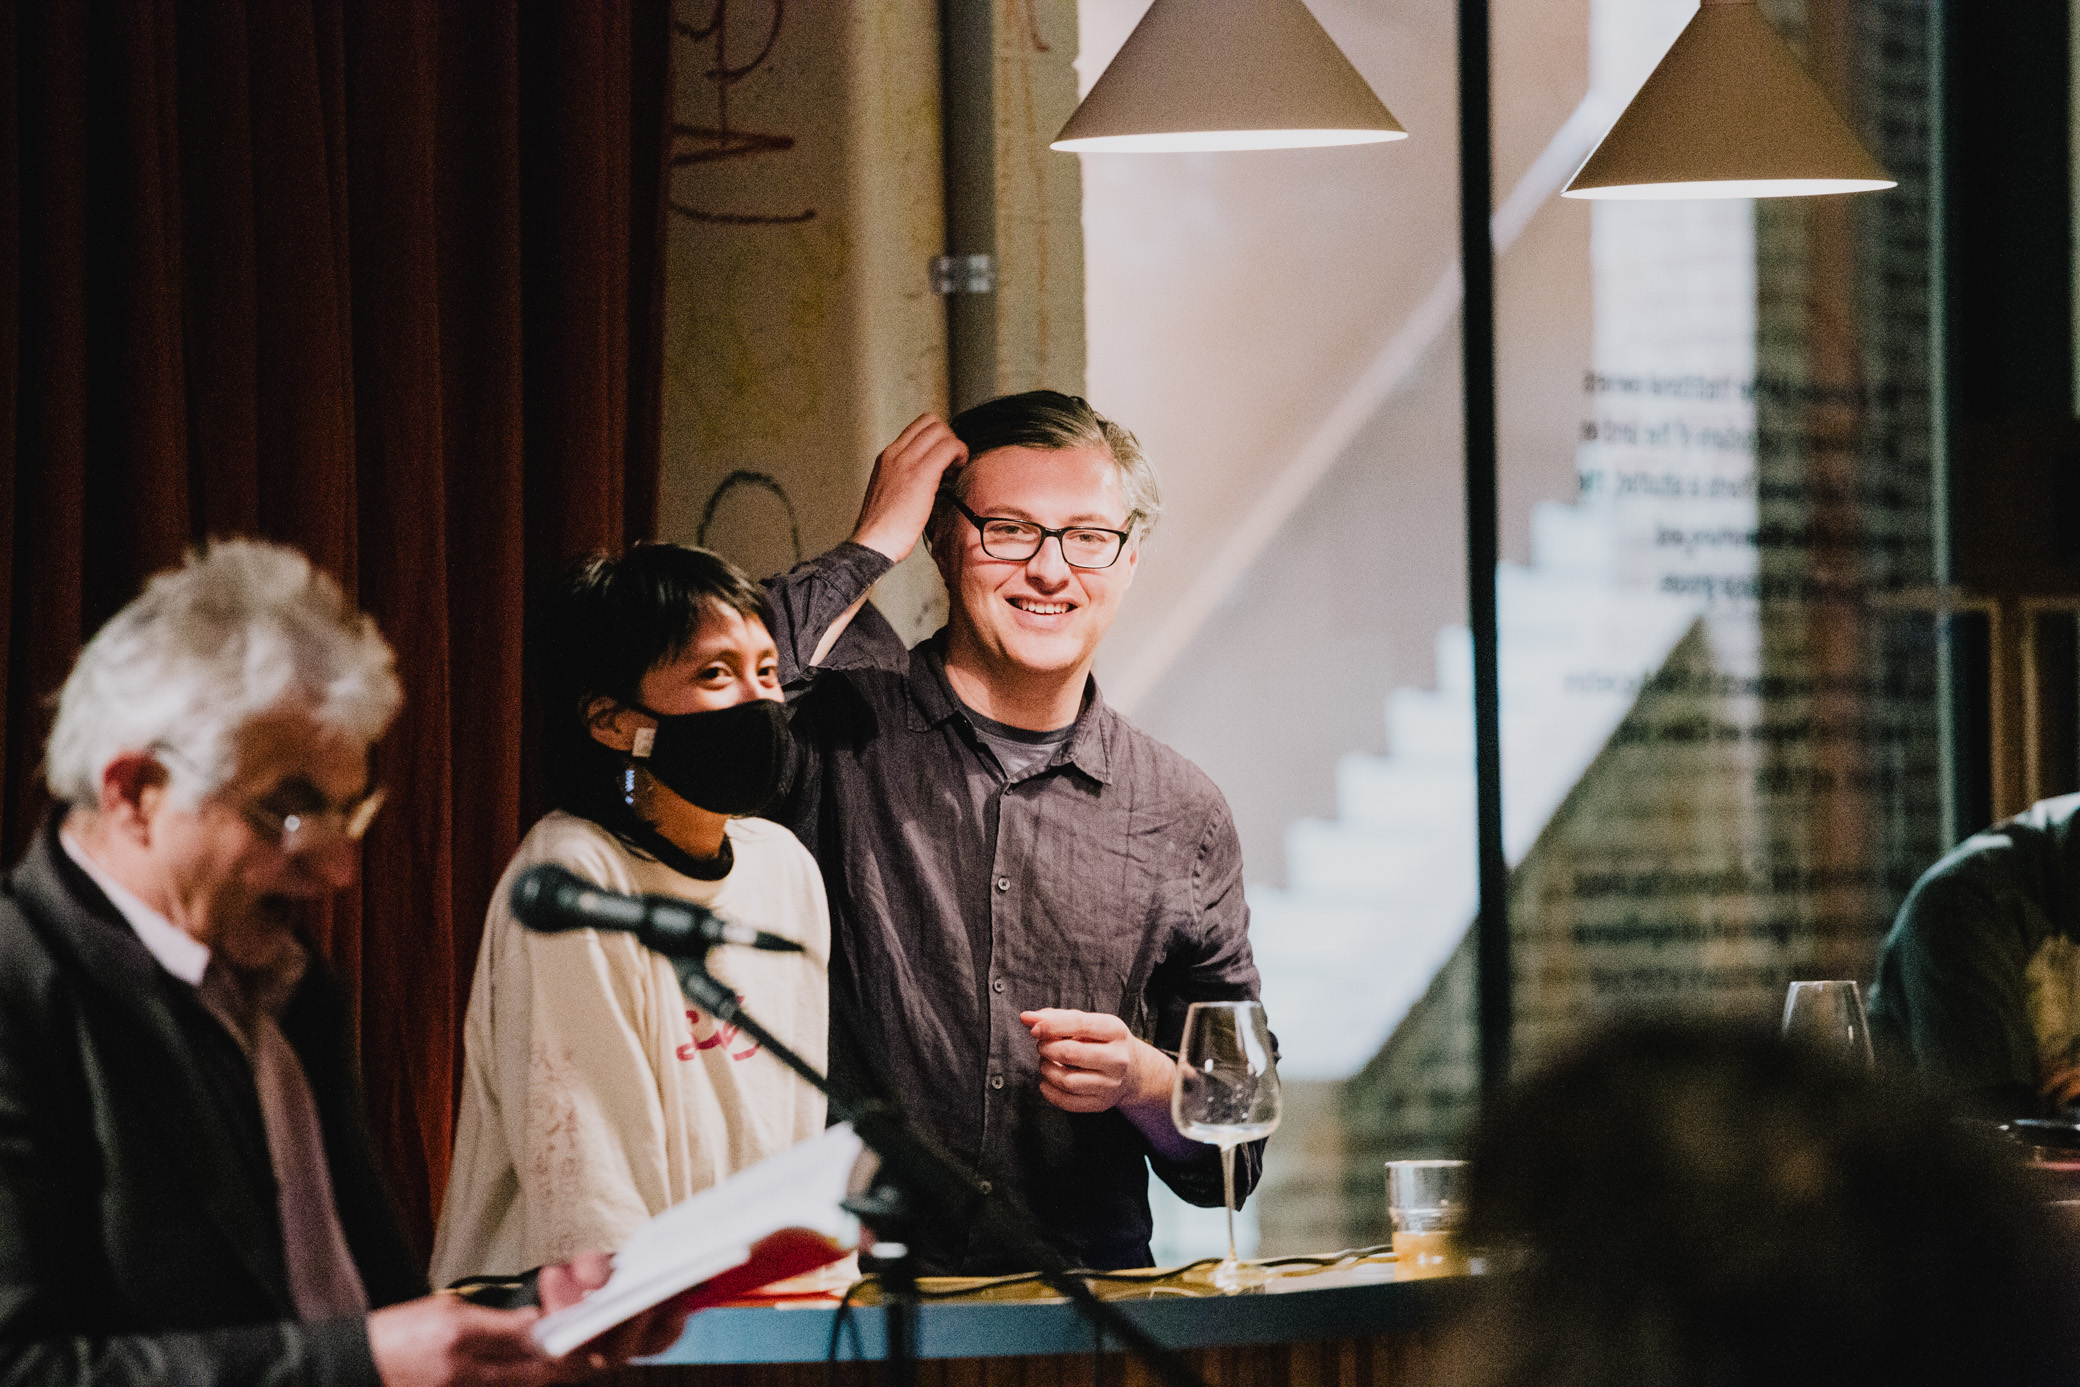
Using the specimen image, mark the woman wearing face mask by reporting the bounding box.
[430,544,829,1284]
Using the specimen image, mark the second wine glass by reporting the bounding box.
[1171,999,1282,1293]
[1781,979,1875,1069]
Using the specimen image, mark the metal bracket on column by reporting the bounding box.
[931,253,998,295]
[939,0,996,411]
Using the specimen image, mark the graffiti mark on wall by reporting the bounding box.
[671,0,815,227]
[696,470,803,566]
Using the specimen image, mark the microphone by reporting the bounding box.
[509,864,804,955]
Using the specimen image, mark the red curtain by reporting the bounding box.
[0,1,670,1255]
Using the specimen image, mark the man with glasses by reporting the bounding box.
[0,540,682,1387]
[764,390,1266,1273]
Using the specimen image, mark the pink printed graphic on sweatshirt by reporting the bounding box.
[677,1000,761,1062]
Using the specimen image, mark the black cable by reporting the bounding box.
[818,1242,1395,1386]
[1259,1244,1393,1267]
[846,1245,1389,1304]
[824,1275,868,1387]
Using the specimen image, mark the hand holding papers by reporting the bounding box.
[531,1124,868,1356]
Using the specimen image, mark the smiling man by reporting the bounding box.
[765,391,1266,1273]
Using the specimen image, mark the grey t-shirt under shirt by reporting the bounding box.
[958,700,1075,782]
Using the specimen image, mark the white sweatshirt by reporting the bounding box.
[430,812,829,1282]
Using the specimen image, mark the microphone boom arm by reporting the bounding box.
[665,953,1206,1387]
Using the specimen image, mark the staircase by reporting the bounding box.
[1246,499,1701,1082]
[1146,494,1702,1264]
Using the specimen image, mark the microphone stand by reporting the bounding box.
[666,953,1208,1387]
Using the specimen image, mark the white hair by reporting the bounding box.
[46,539,402,809]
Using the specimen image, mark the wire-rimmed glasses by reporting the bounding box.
[950,498,1130,569]
[1171,999,1282,1293]
[244,785,387,853]
[152,742,386,853]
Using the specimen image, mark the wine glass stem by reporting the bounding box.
[1220,1142,1238,1264]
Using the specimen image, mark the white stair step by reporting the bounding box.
[1283,826,1442,895]
[1249,884,1476,1079]
[1334,755,1473,825]
[1529,499,1617,574]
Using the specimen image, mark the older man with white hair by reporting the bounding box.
[0,540,680,1387]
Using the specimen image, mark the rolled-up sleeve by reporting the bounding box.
[762,544,896,685]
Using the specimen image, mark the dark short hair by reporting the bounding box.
[530,543,773,838]
[932,390,1160,548]
[1452,1020,2080,1386]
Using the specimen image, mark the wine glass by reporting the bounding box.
[1171,1000,1282,1292]
[1782,980,1875,1069]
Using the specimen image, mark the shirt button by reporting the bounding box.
[995,876,1011,892]
[989,1074,1005,1090]
[978,1180,993,1195]
[992,978,1006,994]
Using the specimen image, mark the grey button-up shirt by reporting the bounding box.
[766,543,1266,1272]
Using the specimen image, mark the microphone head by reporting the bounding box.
[510,864,603,932]
[639,900,711,953]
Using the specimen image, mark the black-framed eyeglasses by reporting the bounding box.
[153,742,387,853]
[951,498,1131,570]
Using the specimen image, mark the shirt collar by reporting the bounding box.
[905,634,1117,786]
[59,830,212,986]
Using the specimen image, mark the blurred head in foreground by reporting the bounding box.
[1452,1020,2080,1387]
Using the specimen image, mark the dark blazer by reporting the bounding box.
[0,818,428,1387]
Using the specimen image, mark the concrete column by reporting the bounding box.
[659,1,1087,643]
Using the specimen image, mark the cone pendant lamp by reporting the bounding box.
[1563,0,1893,198]
[1052,0,1405,154]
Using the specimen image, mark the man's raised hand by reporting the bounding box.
[1022,1008,1145,1113]
[850,413,967,564]
[1020,1008,1198,1158]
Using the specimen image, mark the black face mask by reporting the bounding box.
[626,697,799,817]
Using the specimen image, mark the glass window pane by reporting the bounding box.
[1078,0,1941,1263]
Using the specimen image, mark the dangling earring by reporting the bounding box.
[624,765,639,809]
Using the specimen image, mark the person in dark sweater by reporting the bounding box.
[1867,792,2080,1118]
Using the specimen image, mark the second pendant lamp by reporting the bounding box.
[1564,0,1894,199]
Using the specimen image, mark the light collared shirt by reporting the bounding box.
[60,830,210,983]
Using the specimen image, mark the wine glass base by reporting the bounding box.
[1210,1257,1270,1294]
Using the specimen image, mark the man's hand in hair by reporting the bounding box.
[851,414,967,565]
